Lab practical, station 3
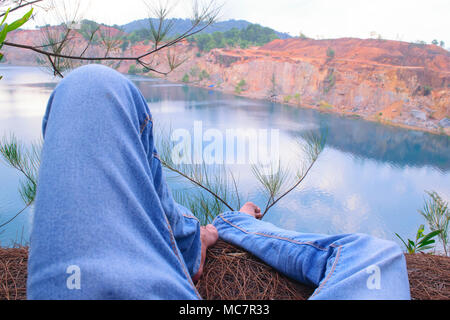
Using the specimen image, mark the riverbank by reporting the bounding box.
[174,79,450,137]
[2,242,449,300]
[3,34,449,136]
[157,38,449,136]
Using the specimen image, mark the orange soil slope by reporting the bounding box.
[167,38,449,133]
[2,31,449,134]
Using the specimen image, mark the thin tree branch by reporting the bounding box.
[0,0,43,18]
[0,204,29,229]
[262,159,317,217]
[161,159,234,212]
[2,0,221,77]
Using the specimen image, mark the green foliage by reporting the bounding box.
[252,132,326,218]
[190,65,200,78]
[395,225,442,254]
[1,127,326,228]
[235,79,247,94]
[326,47,335,60]
[199,69,210,81]
[294,93,301,105]
[431,39,446,48]
[299,33,308,39]
[121,39,129,52]
[283,95,292,103]
[268,73,278,97]
[156,126,326,224]
[0,135,41,229]
[415,40,427,46]
[419,191,449,256]
[192,24,279,52]
[128,64,138,75]
[318,101,334,110]
[0,7,34,80]
[78,20,100,42]
[182,73,190,83]
[187,66,209,82]
[423,85,432,96]
[323,69,336,93]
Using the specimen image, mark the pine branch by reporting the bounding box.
[0,0,43,18]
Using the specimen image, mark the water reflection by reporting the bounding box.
[137,80,450,171]
[0,66,449,247]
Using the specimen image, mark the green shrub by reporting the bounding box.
[192,24,279,52]
[395,225,442,254]
[318,101,333,110]
[419,191,449,256]
[294,93,301,105]
[283,95,292,103]
[128,64,138,75]
[182,73,190,83]
[326,47,335,60]
[199,70,210,81]
[235,79,247,94]
[323,69,336,93]
[423,85,432,96]
[190,66,201,78]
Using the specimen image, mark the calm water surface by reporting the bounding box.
[0,65,449,247]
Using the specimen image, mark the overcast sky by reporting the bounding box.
[25,0,450,46]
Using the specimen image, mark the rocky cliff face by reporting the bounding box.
[2,30,449,134]
[165,38,450,134]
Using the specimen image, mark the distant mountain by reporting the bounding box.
[121,18,291,39]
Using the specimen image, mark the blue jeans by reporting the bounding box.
[28,65,411,300]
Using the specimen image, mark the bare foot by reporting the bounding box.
[192,224,218,283]
[239,202,262,219]
[191,203,260,282]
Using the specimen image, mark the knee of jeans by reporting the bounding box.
[56,64,144,118]
[63,64,126,90]
[359,234,404,260]
[383,239,404,258]
[347,233,400,253]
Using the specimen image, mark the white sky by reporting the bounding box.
[19,0,450,46]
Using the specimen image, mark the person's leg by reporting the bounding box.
[213,210,411,300]
[28,64,203,299]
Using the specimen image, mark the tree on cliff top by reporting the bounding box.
[191,23,279,52]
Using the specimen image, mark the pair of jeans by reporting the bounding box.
[28,64,411,300]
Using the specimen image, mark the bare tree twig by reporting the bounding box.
[0,0,43,18]
[2,0,222,77]
[161,159,235,212]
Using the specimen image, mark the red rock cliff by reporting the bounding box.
[2,31,449,134]
[165,38,450,134]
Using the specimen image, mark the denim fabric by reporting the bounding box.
[213,212,411,300]
[28,64,202,299]
[28,64,411,300]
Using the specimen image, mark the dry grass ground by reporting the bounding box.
[1,241,449,300]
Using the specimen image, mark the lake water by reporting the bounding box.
[1,65,449,248]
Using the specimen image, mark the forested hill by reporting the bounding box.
[121,18,291,39]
